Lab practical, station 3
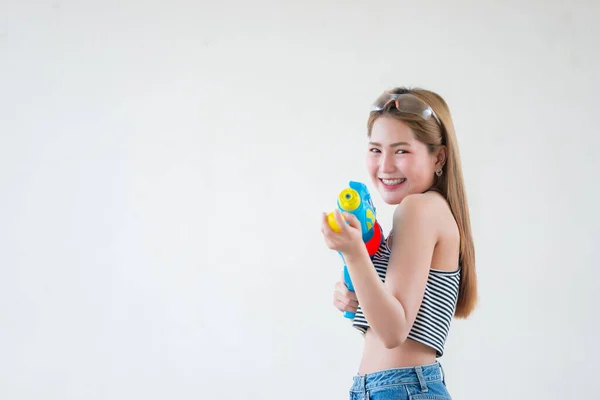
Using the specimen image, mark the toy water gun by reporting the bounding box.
[327,181,383,319]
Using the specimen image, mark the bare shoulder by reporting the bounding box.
[390,191,459,271]
[390,191,458,244]
[392,191,449,226]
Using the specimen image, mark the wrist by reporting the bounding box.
[342,246,369,264]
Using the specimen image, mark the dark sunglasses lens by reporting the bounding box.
[372,92,394,109]
[396,95,432,120]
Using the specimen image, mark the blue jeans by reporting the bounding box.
[349,361,452,400]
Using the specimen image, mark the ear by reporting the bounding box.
[434,145,447,169]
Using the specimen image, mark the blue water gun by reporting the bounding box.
[327,181,383,319]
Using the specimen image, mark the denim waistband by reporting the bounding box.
[350,361,444,392]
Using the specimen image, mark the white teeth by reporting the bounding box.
[381,178,406,185]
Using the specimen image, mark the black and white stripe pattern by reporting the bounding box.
[352,236,461,358]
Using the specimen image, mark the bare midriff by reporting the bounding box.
[358,329,437,375]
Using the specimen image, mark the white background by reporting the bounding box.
[2,1,599,399]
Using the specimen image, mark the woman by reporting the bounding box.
[321,87,477,400]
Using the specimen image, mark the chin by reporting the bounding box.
[380,192,405,205]
[376,184,407,205]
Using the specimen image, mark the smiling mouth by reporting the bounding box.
[380,178,407,186]
[379,178,406,189]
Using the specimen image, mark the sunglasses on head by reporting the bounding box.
[371,91,441,126]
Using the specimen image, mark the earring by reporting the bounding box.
[435,168,443,177]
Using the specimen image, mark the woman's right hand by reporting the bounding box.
[333,276,359,314]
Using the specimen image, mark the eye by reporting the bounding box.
[369,148,381,153]
[396,149,408,154]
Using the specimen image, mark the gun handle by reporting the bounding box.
[343,265,356,319]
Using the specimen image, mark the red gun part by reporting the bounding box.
[364,221,383,256]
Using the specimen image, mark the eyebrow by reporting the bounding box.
[369,141,411,147]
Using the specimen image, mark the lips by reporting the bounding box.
[379,177,407,190]
[380,178,406,185]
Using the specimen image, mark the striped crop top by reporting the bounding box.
[352,234,461,358]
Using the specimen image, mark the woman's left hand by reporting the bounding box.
[321,209,364,256]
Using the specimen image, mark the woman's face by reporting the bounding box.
[366,116,443,205]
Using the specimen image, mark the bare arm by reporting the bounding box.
[343,194,438,348]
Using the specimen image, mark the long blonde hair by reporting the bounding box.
[367,87,477,318]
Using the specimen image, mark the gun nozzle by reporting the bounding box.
[338,188,360,211]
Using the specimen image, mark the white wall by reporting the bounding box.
[2,1,599,399]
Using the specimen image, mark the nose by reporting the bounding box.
[380,152,396,174]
